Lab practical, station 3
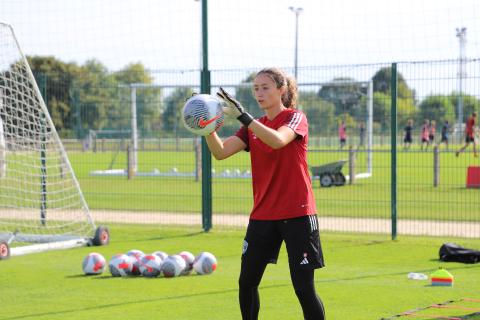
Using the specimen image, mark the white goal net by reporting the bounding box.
[0,22,103,257]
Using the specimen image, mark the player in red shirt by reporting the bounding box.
[206,68,325,320]
[456,112,478,157]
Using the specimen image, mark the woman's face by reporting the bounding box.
[253,73,283,110]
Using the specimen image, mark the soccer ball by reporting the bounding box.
[182,94,224,136]
[126,249,145,276]
[82,252,106,275]
[139,254,163,278]
[178,251,195,275]
[161,255,186,278]
[193,252,217,275]
[152,251,169,262]
[109,254,133,277]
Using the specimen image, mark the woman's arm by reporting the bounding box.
[248,121,297,150]
[205,133,247,160]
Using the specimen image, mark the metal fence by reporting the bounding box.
[55,60,480,238]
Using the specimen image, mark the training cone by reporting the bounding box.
[431,268,454,287]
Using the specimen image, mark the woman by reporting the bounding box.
[420,119,430,151]
[206,68,325,320]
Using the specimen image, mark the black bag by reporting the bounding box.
[439,243,480,264]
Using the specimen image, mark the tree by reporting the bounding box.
[114,63,161,136]
[372,67,415,100]
[318,77,366,117]
[448,93,480,122]
[363,92,416,131]
[162,87,195,138]
[417,95,455,126]
[298,91,335,135]
[28,56,80,134]
[72,59,116,133]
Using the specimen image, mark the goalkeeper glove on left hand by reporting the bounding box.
[217,87,254,127]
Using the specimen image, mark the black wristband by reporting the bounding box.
[237,112,254,127]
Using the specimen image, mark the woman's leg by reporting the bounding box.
[238,254,268,320]
[290,268,325,320]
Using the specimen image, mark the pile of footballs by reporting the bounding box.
[82,250,217,278]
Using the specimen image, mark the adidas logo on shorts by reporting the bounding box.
[300,253,309,265]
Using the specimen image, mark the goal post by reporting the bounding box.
[0,22,109,259]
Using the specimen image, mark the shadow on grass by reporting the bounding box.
[1,286,240,320]
[146,231,205,241]
[112,231,205,244]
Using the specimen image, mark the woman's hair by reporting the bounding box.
[255,67,298,109]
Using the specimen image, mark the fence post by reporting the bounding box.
[433,145,440,187]
[195,137,201,182]
[349,146,355,185]
[200,0,212,232]
[390,63,398,240]
[127,144,134,180]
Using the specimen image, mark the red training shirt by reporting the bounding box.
[235,109,317,220]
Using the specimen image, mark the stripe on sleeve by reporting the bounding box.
[287,112,302,131]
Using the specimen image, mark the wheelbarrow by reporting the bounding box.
[311,160,347,187]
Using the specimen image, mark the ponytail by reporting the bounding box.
[283,76,298,109]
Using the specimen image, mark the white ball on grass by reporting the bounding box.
[178,251,195,275]
[139,254,163,277]
[82,252,106,275]
[152,251,169,261]
[193,252,217,275]
[126,249,145,276]
[109,254,133,277]
[161,255,186,278]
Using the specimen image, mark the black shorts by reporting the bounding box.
[404,135,412,143]
[421,138,429,143]
[340,138,346,144]
[441,135,448,142]
[429,134,435,142]
[466,136,475,143]
[242,215,325,270]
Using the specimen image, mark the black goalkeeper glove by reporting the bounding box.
[216,87,254,127]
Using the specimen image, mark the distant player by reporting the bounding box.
[403,119,413,150]
[456,112,478,157]
[428,120,436,148]
[439,120,450,149]
[338,120,347,149]
[420,120,430,151]
[357,122,366,150]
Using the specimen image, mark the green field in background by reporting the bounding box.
[67,145,480,221]
[1,225,480,320]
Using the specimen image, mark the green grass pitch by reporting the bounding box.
[1,225,480,319]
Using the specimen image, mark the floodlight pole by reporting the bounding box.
[289,6,303,79]
[456,27,467,126]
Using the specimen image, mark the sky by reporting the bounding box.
[1,0,479,97]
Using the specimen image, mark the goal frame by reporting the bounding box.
[0,22,108,259]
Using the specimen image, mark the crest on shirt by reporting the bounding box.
[242,240,248,255]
